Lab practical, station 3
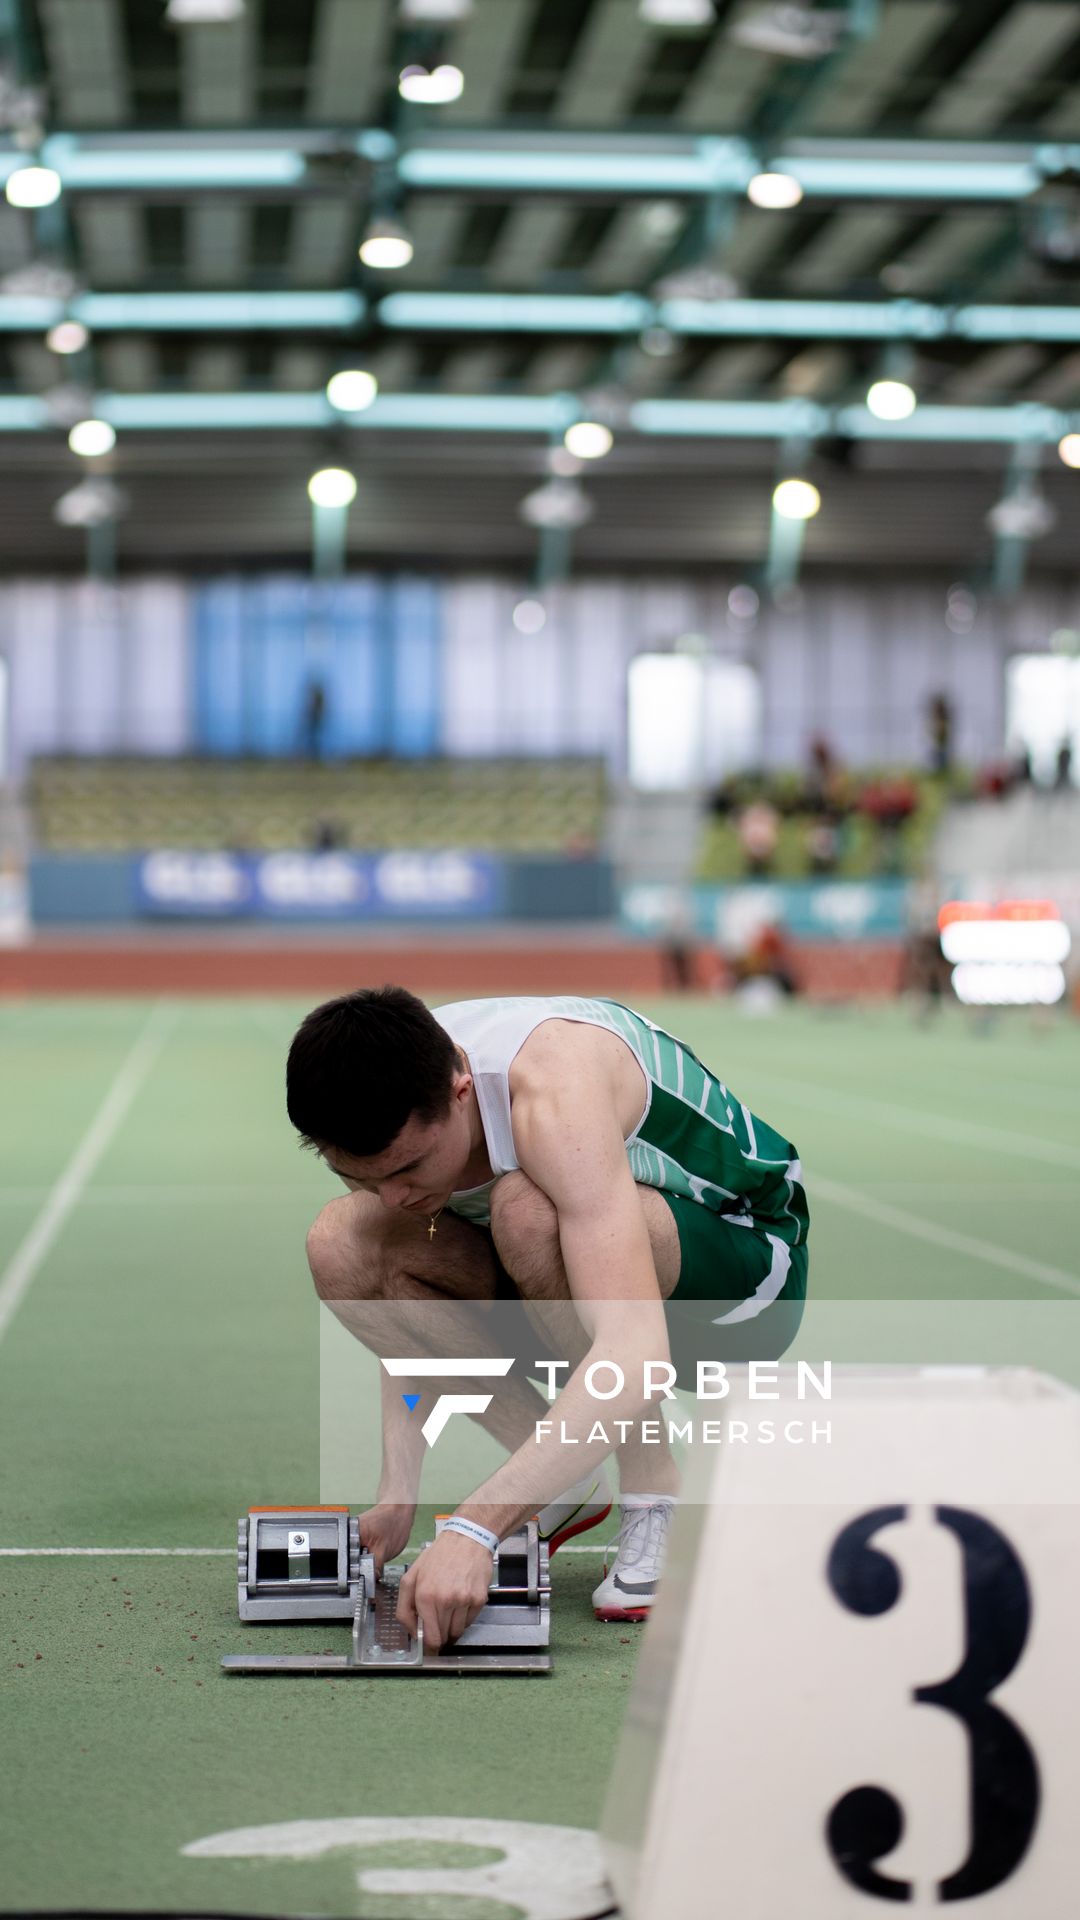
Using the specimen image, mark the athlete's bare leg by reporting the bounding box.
[306,1176,682,1498]
[306,1193,556,1468]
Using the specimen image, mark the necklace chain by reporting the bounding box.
[427,1208,444,1241]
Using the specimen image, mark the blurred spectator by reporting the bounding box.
[737,799,780,877]
[310,816,345,851]
[708,773,743,817]
[806,815,841,875]
[976,760,1013,800]
[301,676,328,760]
[927,692,954,776]
[805,734,838,810]
[899,923,950,1019]
[861,774,917,874]
[563,829,598,859]
[658,889,697,993]
[731,920,798,998]
[1054,740,1073,789]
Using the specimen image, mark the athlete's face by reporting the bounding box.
[323,1067,474,1215]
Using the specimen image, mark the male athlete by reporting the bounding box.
[288,987,808,1652]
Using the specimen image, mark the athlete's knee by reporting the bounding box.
[488,1170,559,1274]
[305,1195,387,1302]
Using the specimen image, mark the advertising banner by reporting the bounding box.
[134,849,505,919]
[620,879,911,945]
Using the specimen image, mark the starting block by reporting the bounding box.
[222,1507,552,1676]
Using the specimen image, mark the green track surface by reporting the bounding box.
[2,994,1079,1916]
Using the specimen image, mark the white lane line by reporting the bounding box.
[748,1067,1080,1172]
[0,1001,176,1349]
[815,1174,1080,1299]
[0,1542,607,1556]
[0,1546,233,1557]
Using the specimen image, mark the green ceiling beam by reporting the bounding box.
[0,391,1073,446]
[0,132,1075,205]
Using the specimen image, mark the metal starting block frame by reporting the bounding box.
[222,1507,552,1676]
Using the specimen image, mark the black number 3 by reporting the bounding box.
[825,1505,1040,1902]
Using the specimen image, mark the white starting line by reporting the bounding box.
[0,1541,607,1556]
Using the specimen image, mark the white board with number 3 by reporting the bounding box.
[602,1367,1080,1918]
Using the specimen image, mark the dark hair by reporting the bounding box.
[286,985,458,1157]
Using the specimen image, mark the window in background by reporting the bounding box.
[628,653,761,791]
[1006,653,1080,785]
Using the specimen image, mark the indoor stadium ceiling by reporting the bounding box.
[4,0,1080,571]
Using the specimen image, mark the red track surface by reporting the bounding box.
[0,936,903,997]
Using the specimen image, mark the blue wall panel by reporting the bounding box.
[253,576,309,756]
[194,579,246,754]
[390,577,441,757]
[322,576,385,757]
[192,574,442,759]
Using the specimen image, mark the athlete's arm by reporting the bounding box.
[462,1062,672,1512]
[397,1045,671,1645]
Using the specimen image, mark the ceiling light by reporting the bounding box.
[866,378,917,421]
[53,477,126,528]
[308,467,357,508]
[519,479,593,531]
[564,420,613,459]
[68,418,116,457]
[512,599,547,635]
[653,264,740,303]
[747,171,803,210]
[165,0,245,21]
[399,0,472,19]
[46,320,89,355]
[1058,432,1080,468]
[641,201,684,239]
[359,218,414,270]
[773,477,820,520]
[326,368,378,412]
[730,4,842,60]
[986,492,1055,540]
[398,64,465,104]
[639,0,715,26]
[5,164,61,209]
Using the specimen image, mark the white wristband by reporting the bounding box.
[442,1516,499,1554]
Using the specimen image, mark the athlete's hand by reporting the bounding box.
[396,1531,493,1652]
[356,1503,416,1577]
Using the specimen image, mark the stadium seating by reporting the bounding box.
[27,756,608,857]
[695,771,950,882]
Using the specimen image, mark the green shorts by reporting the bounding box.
[661,1190,807,1377]
[498,1191,807,1389]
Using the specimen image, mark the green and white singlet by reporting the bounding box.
[432,995,808,1331]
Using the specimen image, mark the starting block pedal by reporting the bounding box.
[222,1508,552,1676]
[236,1507,366,1623]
